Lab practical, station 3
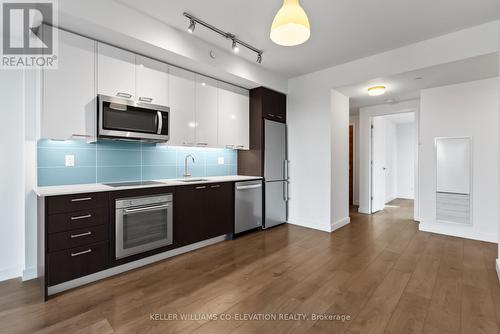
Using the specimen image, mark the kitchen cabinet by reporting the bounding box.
[136,55,169,106]
[218,82,250,150]
[262,88,286,122]
[41,29,96,141]
[195,75,218,147]
[238,87,287,176]
[169,66,196,146]
[97,43,136,99]
[175,183,233,247]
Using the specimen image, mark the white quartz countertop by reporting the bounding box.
[35,175,262,197]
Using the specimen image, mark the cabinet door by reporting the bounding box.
[174,185,209,246]
[218,82,250,150]
[195,75,218,147]
[97,43,135,99]
[136,55,169,106]
[262,89,286,123]
[169,66,196,146]
[42,29,96,141]
[206,183,234,237]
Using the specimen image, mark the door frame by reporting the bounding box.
[349,123,356,206]
[360,101,419,219]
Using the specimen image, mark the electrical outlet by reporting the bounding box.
[217,157,225,165]
[65,155,75,167]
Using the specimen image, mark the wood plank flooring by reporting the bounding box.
[1,199,499,334]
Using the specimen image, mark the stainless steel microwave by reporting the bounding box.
[98,94,169,142]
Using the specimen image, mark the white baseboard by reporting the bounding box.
[287,218,331,233]
[358,206,370,214]
[496,259,500,283]
[22,266,37,281]
[331,217,350,232]
[48,235,227,296]
[418,222,497,243]
[0,265,22,282]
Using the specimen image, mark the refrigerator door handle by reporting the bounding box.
[285,181,290,201]
[284,160,290,180]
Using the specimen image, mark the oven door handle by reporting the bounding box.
[157,111,163,135]
[123,203,169,214]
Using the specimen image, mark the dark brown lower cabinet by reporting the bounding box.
[175,183,234,247]
[47,241,108,286]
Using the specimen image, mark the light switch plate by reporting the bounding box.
[217,157,224,165]
[65,155,75,167]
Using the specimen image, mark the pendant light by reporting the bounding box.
[270,0,310,46]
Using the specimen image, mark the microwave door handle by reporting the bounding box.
[157,111,163,135]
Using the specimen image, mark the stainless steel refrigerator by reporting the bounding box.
[263,119,289,229]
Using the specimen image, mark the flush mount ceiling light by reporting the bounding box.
[183,12,263,63]
[270,0,311,46]
[368,86,386,96]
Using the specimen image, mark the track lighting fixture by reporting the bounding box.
[231,39,239,53]
[187,19,196,34]
[183,12,263,64]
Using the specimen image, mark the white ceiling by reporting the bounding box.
[379,112,415,124]
[115,0,500,78]
[338,53,499,111]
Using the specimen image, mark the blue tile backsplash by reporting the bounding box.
[37,140,238,186]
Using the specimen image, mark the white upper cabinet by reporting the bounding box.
[136,55,169,106]
[169,66,196,146]
[218,82,250,150]
[195,75,218,147]
[42,29,96,141]
[97,43,135,99]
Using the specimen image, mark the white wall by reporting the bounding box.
[419,77,499,242]
[331,91,350,230]
[0,71,25,281]
[350,114,360,205]
[288,22,498,232]
[397,123,415,199]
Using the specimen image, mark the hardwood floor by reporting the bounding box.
[1,199,499,333]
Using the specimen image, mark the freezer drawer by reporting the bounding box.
[235,180,263,234]
[264,181,288,229]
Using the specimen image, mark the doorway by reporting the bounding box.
[370,112,415,213]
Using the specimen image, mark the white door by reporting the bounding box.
[195,74,218,147]
[135,55,169,106]
[371,116,387,213]
[218,82,249,149]
[97,43,136,99]
[42,29,96,141]
[169,66,196,146]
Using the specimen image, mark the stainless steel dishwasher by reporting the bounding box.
[234,180,263,234]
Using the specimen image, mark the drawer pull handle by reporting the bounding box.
[71,214,92,221]
[195,186,206,190]
[210,185,221,188]
[268,114,275,117]
[138,96,153,103]
[70,231,92,239]
[71,249,92,257]
[236,145,245,148]
[71,197,92,202]
[116,92,132,99]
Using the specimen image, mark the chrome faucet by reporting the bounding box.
[183,154,195,177]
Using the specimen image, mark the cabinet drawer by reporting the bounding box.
[48,225,108,253]
[47,207,107,234]
[47,241,108,286]
[47,192,108,214]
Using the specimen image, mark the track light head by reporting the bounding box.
[256,53,262,63]
[188,19,196,33]
[231,39,239,53]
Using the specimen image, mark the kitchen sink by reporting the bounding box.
[177,178,208,183]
